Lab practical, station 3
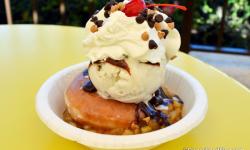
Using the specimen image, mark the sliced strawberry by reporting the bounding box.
[122,0,146,17]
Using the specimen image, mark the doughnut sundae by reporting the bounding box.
[64,0,187,135]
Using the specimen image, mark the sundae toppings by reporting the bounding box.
[64,69,184,134]
[64,0,187,135]
[148,40,158,49]
[105,57,130,74]
[141,31,149,41]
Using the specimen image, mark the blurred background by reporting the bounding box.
[1,0,249,88]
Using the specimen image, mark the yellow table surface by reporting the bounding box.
[0,25,249,150]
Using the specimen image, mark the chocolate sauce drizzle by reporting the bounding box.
[140,61,160,66]
[106,57,130,74]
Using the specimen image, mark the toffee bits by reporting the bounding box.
[154,23,161,31]
[158,31,165,39]
[141,31,149,41]
[90,25,98,33]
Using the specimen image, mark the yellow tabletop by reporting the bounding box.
[0,25,249,150]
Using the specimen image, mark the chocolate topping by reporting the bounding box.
[140,8,148,18]
[95,20,104,27]
[147,21,155,28]
[147,13,154,21]
[104,11,110,18]
[104,0,117,11]
[140,61,160,66]
[90,16,98,22]
[136,15,145,24]
[161,29,169,38]
[147,14,155,28]
[165,17,173,23]
[104,4,112,11]
[148,40,158,49]
[155,14,163,22]
[106,57,130,74]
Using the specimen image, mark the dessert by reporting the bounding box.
[64,0,187,135]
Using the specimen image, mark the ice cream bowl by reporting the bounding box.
[36,61,208,150]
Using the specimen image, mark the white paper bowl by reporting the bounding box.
[36,62,207,150]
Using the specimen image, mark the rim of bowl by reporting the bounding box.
[36,62,208,149]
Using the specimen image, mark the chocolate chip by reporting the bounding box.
[146,13,155,28]
[105,0,117,10]
[161,29,169,38]
[155,14,163,22]
[104,11,110,18]
[165,17,173,23]
[136,15,145,24]
[147,13,154,21]
[90,16,98,22]
[104,4,112,11]
[95,20,103,27]
[149,40,158,49]
[147,21,155,28]
[140,8,148,18]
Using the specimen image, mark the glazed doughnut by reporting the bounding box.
[65,74,138,130]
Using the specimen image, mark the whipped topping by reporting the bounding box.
[83,7,181,63]
[82,3,181,103]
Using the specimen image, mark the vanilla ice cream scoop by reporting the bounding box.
[82,1,181,103]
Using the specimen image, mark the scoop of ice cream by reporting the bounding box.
[88,58,166,103]
[82,1,181,103]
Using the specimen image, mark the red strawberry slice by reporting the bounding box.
[122,0,146,17]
